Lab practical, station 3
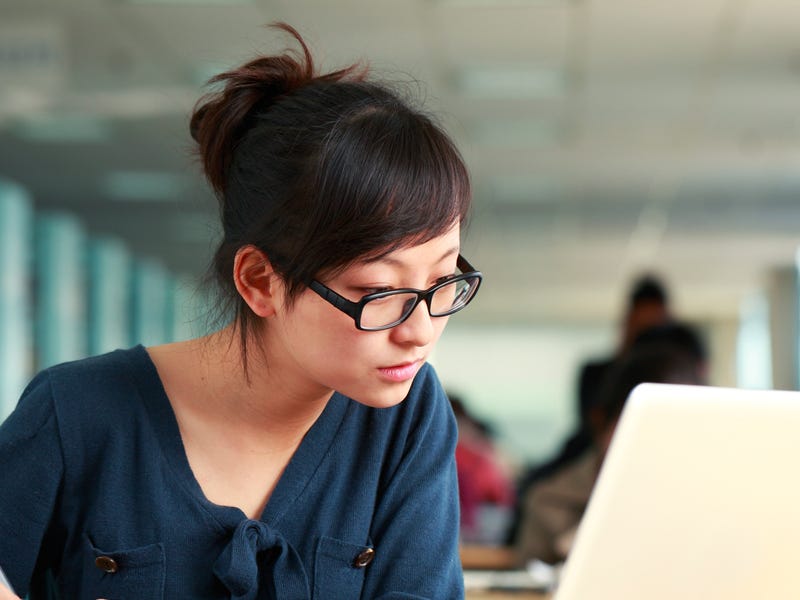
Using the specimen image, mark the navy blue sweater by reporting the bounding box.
[0,346,464,599]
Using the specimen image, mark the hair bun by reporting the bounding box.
[190,22,364,195]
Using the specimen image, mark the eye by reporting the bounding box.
[360,286,393,296]
[434,273,457,286]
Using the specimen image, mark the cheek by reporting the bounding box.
[302,330,389,397]
[290,299,379,366]
[317,327,373,362]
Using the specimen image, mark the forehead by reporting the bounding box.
[360,225,461,267]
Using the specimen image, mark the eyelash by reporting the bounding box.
[359,274,454,296]
[361,287,392,296]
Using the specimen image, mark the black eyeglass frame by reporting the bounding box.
[308,255,482,331]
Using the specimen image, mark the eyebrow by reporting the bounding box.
[369,245,460,268]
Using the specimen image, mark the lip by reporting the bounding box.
[378,359,423,383]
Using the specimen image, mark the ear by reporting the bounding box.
[233,245,282,318]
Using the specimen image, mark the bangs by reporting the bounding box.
[298,104,471,272]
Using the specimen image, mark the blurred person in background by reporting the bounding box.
[577,274,673,430]
[506,273,673,546]
[450,393,516,545]
[515,321,708,566]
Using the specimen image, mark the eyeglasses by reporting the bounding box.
[309,255,482,331]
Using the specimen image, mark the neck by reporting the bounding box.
[157,325,333,452]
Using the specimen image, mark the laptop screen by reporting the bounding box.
[555,382,800,600]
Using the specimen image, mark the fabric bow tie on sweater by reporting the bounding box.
[213,519,310,600]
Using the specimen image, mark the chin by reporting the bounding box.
[349,382,413,409]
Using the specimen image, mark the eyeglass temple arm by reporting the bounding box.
[309,280,359,318]
[457,254,477,274]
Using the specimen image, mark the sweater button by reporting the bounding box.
[95,556,118,573]
[353,547,375,568]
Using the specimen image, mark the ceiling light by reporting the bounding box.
[469,118,561,147]
[453,66,564,99]
[69,88,196,118]
[125,0,254,4]
[487,174,564,205]
[103,171,192,202]
[11,114,111,143]
[435,0,561,6]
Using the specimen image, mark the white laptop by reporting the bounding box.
[554,382,800,600]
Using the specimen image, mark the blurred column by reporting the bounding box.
[87,236,131,354]
[736,291,772,389]
[130,258,173,346]
[0,180,33,419]
[35,212,88,370]
[765,265,799,391]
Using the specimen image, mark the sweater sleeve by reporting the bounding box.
[360,366,464,600]
[0,371,64,596]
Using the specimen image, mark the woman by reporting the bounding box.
[0,23,481,599]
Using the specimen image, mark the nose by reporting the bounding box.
[390,299,436,346]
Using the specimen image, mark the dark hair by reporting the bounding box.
[628,274,669,308]
[598,322,707,425]
[190,23,471,364]
[632,321,707,364]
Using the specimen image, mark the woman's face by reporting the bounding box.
[265,225,461,408]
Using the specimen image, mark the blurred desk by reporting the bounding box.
[466,591,550,600]
[461,545,555,600]
[460,544,518,570]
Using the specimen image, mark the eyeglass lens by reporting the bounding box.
[360,276,479,329]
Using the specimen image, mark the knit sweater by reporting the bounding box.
[0,346,463,599]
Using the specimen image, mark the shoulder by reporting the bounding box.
[45,346,146,392]
[528,449,599,506]
[580,357,615,378]
[22,346,153,436]
[1,369,58,448]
